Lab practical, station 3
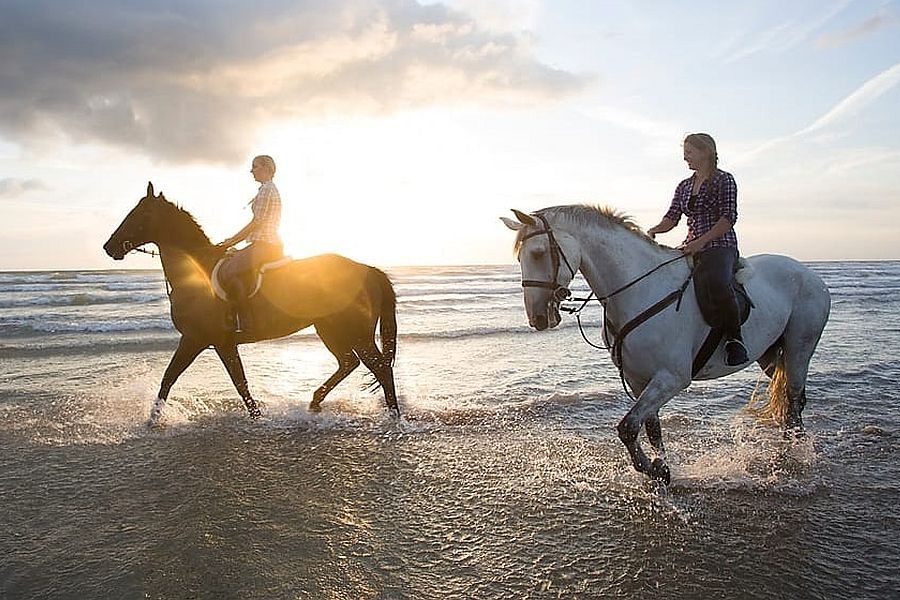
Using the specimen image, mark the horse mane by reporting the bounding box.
[156,195,212,247]
[514,204,656,253]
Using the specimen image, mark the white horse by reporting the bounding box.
[502,205,830,483]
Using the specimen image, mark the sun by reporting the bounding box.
[260,111,509,266]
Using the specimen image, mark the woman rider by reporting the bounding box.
[217,154,283,332]
[647,133,749,367]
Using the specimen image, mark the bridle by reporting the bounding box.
[120,240,170,295]
[122,240,159,257]
[519,214,578,303]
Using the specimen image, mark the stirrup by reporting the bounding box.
[725,339,748,366]
[236,309,254,333]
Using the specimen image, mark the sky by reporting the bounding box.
[1,0,899,270]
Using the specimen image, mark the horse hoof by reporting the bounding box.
[146,409,163,428]
[650,458,671,485]
[388,406,401,420]
[308,402,322,413]
[782,426,806,440]
[248,406,262,420]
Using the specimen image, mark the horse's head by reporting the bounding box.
[502,209,580,331]
[103,182,167,259]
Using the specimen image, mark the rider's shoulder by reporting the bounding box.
[714,169,736,183]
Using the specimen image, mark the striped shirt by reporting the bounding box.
[664,169,738,250]
[247,181,282,244]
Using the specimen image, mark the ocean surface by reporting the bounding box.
[1,262,898,599]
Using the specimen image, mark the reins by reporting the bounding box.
[124,242,171,297]
[519,215,694,400]
[565,254,694,401]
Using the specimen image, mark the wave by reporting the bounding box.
[0,316,605,353]
[0,292,163,308]
[1,317,174,335]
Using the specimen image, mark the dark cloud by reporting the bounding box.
[0,0,589,164]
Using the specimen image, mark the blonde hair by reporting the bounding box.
[684,133,718,169]
[253,155,276,175]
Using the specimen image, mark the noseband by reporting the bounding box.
[520,214,577,302]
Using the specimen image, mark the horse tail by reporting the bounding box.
[374,268,397,366]
[747,344,791,426]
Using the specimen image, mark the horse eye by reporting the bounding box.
[530,248,546,259]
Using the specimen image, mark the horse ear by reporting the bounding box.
[511,209,536,226]
[146,181,155,198]
[500,217,524,231]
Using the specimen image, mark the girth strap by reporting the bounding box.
[692,328,724,377]
[607,272,694,399]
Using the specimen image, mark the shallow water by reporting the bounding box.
[1,263,899,599]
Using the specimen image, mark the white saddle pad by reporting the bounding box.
[210,256,292,301]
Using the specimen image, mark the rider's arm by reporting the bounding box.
[681,216,733,254]
[219,184,277,248]
[649,182,687,239]
[219,220,256,248]
[682,172,738,253]
[647,217,677,238]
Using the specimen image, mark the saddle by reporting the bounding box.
[692,258,754,375]
[210,256,292,301]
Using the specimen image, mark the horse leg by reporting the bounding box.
[780,342,815,432]
[212,343,261,419]
[152,336,207,425]
[779,305,828,432]
[354,339,399,417]
[617,372,684,484]
[310,325,360,412]
[645,413,665,457]
[632,380,666,458]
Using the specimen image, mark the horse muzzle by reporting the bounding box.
[103,238,130,260]
[529,302,562,331]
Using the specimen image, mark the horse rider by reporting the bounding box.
[217,154,284,332]
[647,133,750,367]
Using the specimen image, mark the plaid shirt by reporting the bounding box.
[664,169,738,250]
[247,181,282,244]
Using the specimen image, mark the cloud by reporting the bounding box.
[0,177,48,198]
[799,61,900,135]
[719,0,852,63]
[816,12,900,48]
[0,0,588,165]
[735,61,900,165]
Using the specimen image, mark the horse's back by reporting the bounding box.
[743,253,831,332]
[745,254,829,299]
[260,253,386,320]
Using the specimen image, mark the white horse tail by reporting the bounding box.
[747,346,791,426]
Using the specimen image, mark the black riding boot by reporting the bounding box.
[723,310,749,366]
[235,296,254,333]
[224,279,252,333]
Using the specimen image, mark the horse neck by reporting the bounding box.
[154,213,218,292]
[572,223,685,318]
[157,245,217,290]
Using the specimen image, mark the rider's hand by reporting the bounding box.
[680,239,705,255]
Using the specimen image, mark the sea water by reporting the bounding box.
[1,262,898,599]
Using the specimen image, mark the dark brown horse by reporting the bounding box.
[103,183,399,424]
